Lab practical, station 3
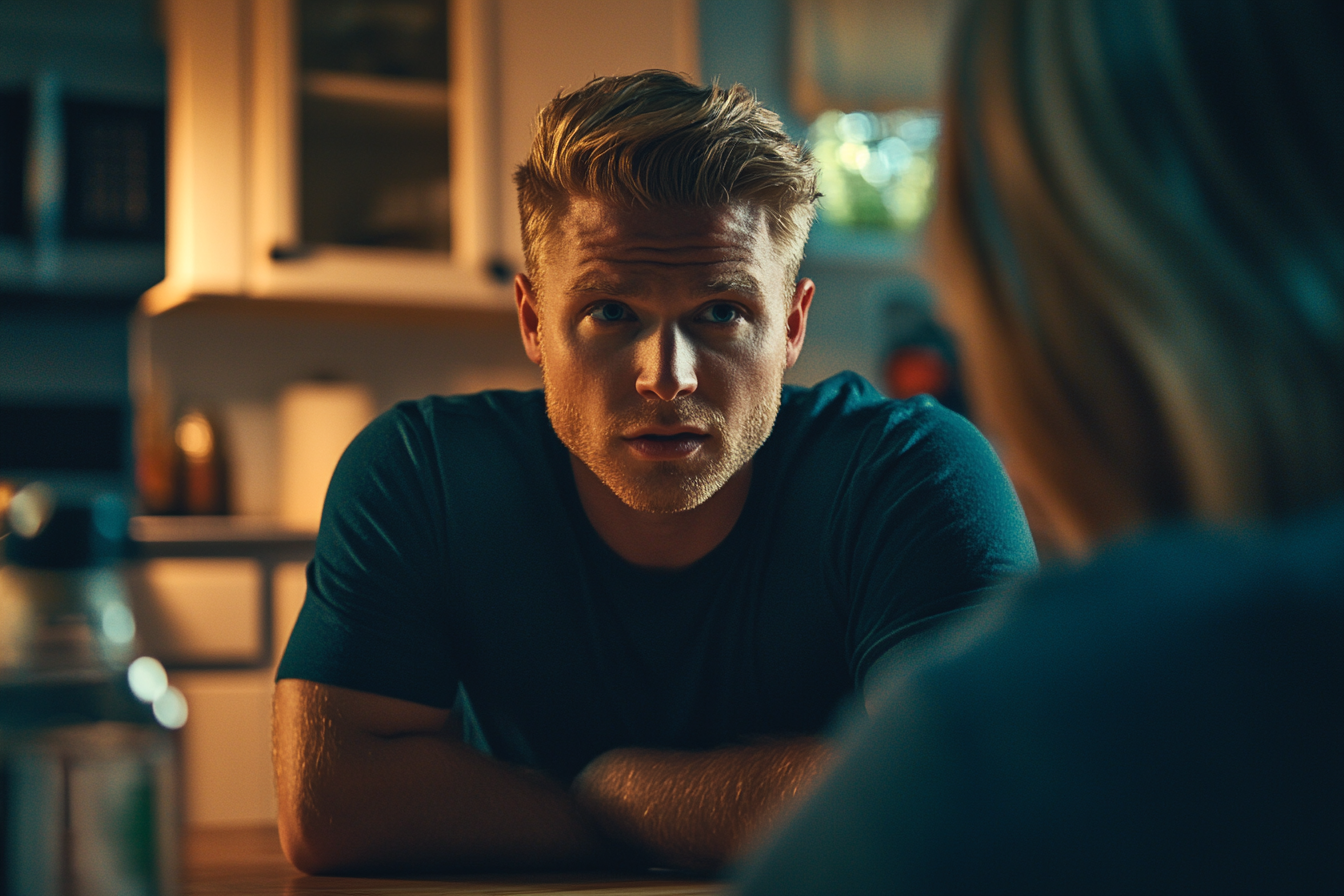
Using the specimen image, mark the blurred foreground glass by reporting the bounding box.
[808,109,940,232]
[0,485,184,895]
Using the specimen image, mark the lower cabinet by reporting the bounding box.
[168,561,307,827]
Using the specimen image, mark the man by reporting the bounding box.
[272,71,1036,875]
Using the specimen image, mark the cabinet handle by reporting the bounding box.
[486,258,515,284]
[269,243,315,261]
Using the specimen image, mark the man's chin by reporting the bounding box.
[601,464,729,514]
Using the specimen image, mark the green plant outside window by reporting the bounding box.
[809,109,940,232]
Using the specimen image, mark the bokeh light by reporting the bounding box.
[128,655,170,704]
[152,685,189,730]
[809,109,940,232]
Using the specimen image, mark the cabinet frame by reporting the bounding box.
[145,0,506,314]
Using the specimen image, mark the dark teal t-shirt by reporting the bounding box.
[276,372,1037,780]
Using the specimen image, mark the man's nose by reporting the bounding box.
[635,323,698,401]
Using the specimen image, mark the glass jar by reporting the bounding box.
[1,484,184,895]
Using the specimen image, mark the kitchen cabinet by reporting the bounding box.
[143,0,698,316]
[166,560,308,826]
[128,516,315,825]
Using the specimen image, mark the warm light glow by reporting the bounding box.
[175,411,214,459]
[8,483,54,538]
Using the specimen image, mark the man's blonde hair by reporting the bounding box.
[514,70,819,285]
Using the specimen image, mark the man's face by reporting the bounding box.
[515,197,813,513]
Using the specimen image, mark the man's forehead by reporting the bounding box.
[569,266,767,299]
[556,197,772,263]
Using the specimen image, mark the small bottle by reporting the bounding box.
[175,408,229,516]
[0,484,185,895]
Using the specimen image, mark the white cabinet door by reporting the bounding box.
[146,0,504,314]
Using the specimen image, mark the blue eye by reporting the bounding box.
[589,302,630,322]
[701,303,741,324]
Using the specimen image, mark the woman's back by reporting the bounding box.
[731,1,1344,891]
[734,503,1344,894]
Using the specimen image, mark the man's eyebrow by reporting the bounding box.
[699,273,764,297]
[570,273,636,295]
[567,271,767,297]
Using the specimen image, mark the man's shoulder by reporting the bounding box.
[326,388,567,555]
[388,388,547,429]
[765,372,1027,553]
[774,371,977,460]
[367,388,550,452]
[338,388,554,493]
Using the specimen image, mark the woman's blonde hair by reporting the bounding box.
[937,0,1344,548]
[514,70,819,285]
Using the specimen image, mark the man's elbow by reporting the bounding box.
[278,810,333,875]
[277,796,362,875]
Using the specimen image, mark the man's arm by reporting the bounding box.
[272,679,618,874]
[275,679,831,874]
[573,738,833,872]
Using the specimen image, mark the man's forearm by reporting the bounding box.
[571,738,833,872]
[274,684,619,874]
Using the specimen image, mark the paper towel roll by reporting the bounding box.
[278,380,375,531]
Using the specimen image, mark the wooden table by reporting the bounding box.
[185,826,723,895]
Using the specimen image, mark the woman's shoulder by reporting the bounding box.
[1025,500,1344,620]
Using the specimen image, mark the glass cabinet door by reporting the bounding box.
[296,0,452,254]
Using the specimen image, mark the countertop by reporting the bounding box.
[130,515,317,561]
[185,826,722,896]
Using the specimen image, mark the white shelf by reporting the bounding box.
[130,515,315,545]
[302,70,449,113]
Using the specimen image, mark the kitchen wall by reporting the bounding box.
[139,0,920,518]
[139,304,540,515]
[1,305,131,402]
[2,1,930,504]
[134,1,900,520]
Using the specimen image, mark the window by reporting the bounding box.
[809,108,939,232]
[792,0,951,233]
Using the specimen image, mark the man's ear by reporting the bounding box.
[784,278,815,370]
[516,274,543,365]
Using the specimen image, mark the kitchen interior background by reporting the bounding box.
[1,0,956,827]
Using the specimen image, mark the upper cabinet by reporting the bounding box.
[143,0,698,315]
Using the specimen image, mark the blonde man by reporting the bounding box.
[273,71,1036,876]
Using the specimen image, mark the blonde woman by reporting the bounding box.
[733,0,1343,892]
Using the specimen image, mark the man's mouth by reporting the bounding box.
[623,431,710,460]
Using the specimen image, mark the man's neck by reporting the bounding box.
[569,455,753,570]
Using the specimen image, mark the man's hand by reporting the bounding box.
[273,679,619,874]
[571,739,833,872]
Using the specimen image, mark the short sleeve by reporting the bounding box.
[275,401,458,708]
[832,399,1037,687]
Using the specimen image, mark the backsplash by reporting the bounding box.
[136,301,541,518]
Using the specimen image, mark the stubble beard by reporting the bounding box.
[543,364,784,514]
